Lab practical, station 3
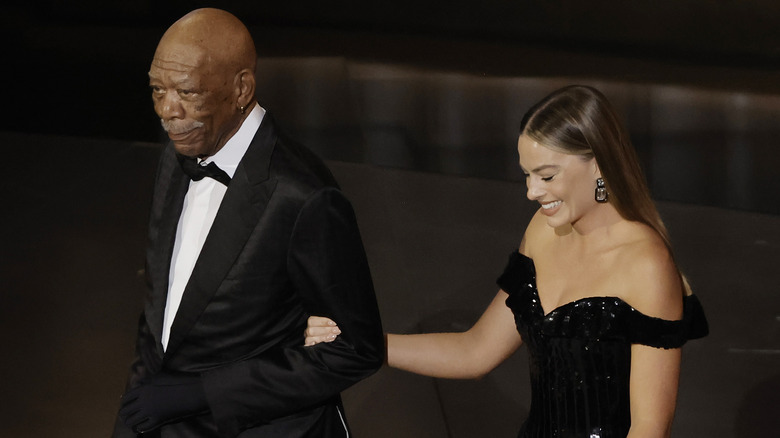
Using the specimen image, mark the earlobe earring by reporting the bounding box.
[239,105,246,114]
[595,178,608,203]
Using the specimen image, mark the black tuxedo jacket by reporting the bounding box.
[114,114,384,437]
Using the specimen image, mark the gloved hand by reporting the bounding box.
[119,371,209,433]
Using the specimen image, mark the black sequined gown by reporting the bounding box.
[497,252,708,438]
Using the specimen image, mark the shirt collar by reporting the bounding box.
[198,104,266,178]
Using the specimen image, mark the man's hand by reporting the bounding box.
[119,371,208,433]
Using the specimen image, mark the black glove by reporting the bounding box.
[119,371,209,433]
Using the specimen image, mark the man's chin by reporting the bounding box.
[168,127,205,153]
[172,141,203,157]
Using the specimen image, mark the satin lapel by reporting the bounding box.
[145,145,189,358]
[164,115,279,357]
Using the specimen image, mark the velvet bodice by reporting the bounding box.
[497,251,708,438]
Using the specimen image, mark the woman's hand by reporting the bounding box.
[304,316,341,346]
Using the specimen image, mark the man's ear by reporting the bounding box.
[235,69,256,108]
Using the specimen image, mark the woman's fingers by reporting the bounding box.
[309,316,338,327]
[304,325,341,338]
[304,316,341,346]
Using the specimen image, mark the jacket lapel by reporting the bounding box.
[145,146,189,359]
[164,115,279,357]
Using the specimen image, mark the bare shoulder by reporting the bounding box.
[520,209,554,257]
[613,224,683,321]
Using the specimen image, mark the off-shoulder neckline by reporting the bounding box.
[511,251,693,322]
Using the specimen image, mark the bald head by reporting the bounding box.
[148,8,258,158]
[157,8,257,75]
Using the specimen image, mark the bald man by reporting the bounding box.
[114,9,384,437]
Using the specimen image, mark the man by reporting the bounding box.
[114,8,384,437]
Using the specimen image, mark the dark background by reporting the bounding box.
[0,0,780,214]
[4,1,780,215]
[5,0,780,140]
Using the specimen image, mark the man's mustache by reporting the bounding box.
[160,119,204,135]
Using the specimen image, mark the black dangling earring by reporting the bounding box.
[595,178,608,203]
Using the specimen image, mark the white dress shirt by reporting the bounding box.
[162,105,266,351]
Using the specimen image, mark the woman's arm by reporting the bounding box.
[627,345,681,438]
[624,239,685,438]
[305,290,523,379]
[387,290,522,379]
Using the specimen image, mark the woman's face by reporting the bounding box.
[517,134,600,229]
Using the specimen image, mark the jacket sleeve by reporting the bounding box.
[111,310,161,438]
[201,186,385,436]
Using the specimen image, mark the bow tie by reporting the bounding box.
[177,155,231,186]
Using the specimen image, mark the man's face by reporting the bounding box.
[148,42,239,158]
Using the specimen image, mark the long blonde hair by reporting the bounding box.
[520,85,691,294]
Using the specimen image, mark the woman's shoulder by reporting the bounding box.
[519,209,554,257]
[613,222,673,272]
[611,223,683,320]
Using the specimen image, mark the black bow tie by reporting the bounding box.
[177,155,231,186]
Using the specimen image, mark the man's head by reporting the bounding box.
[148,8,257,158]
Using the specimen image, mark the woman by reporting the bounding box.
[305,85,708,437]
